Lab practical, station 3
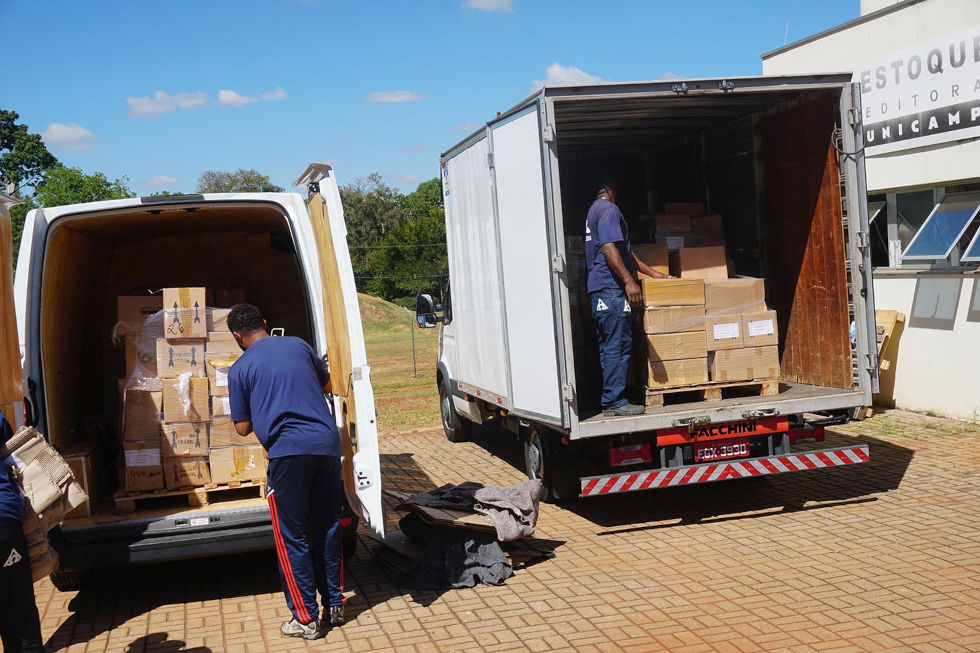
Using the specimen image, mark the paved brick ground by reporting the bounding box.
[35,409,980,652]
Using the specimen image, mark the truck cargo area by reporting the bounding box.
[38,201,311,528]
[551,83,866,434]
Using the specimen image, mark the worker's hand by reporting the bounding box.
[625,278,643,307]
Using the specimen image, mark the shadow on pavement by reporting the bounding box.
[469,425,914,532]
[124,633,212,652]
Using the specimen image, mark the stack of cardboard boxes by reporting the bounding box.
[117,287,267,495]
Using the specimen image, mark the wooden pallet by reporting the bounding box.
[644,379,780,408]
[114,478,266,513]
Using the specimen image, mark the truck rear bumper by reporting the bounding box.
[579,444,869,496]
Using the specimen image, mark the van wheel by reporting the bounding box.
[49,570,86,592]
[523,427,577,504]
[439,381,471,443]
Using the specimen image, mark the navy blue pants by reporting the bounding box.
[0,519,43,653]
[590,288,632,409]
[266,455,343,624]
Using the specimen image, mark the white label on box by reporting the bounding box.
[748,318,775,337]
[216,368,229,388]
[221,397,231,414]
[665,236,685,251]
[712,322,740,341]
[125,448,160,468]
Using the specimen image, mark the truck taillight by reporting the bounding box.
[788,425,825,444]
[609,443,652,467]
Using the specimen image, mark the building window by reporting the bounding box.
[868,197,888,268]
[902,191,980,264]
[895,190,936,252]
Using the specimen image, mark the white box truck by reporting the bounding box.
[7,163,384,589]
[419,74,875,501]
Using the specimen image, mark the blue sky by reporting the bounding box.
[3,0,859,195]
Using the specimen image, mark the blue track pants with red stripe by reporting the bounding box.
[266,454,344,624]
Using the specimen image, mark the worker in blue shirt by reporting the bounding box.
[586,174,666,416]
[1,412,45,652]
[226,303,343,641]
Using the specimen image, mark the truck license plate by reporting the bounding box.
[694,437,750,462]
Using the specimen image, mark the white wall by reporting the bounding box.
[762,0,980,192]
[873,273,980,420]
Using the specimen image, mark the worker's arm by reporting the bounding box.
[234,419,253,437]
[601,242,642,306]
[322,378,332,394]
[632,252,668,279]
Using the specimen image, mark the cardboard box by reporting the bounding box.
[703,278,766,315]
[654,214,690,233]
[708,346,780,382]
[689,214,725,240]
[210,445,267,484]
[211,395,233,419]
[163,287,207,339]
[206,333,241,356]
[641,279,704,307]
[122,388,163,442]
[160,422,209,458]
[62,443,100,519]
[163,456,211,489]
[205,351,239,397]
[122,441,164,492]
[646,331,707,362]
[643,306,705,334]
[210,416,260,446]
[162,377,211,423]
[213,288,246,308]
[125,338,158,378]
[674,246,728,280]
[656,232,687,251]
[706,313,744,350]
[632,243,669,279]
[664,202,704,217]
[208,308,231,333]
[156,338,206,378]
[647,358,708,389]
[742,310,778,347]
[117,296,163,332]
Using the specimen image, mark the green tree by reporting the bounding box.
[197,168,283,193]
[0,109,58,195]
[340,173,408,287]
[34,165,134,207]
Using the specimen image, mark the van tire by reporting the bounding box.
[50,570,85,592]
[439,381,471,443]
[522,427,577,504]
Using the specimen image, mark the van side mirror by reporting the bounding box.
[415,293,441,328]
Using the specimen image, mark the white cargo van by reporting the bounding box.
[10,163,384,589]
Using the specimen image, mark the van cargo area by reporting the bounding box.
[36,202,310,537]
[549,84,869,434]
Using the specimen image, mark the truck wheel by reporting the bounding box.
[439,381,471,443]
[49,570,85,592]
[523,428,577,503]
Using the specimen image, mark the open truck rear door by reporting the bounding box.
[294,164,385,537]
[0,194,24,428]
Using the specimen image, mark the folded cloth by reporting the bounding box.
[398,513,512,589]
[473,479,542,542]
[405,482,483,510]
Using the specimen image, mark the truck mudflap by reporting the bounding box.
[579,444,869,497]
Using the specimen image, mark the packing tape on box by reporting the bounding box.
[174,372,193,415]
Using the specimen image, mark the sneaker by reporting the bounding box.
[281,618,324,640]
[327,604,345,627]
[603,402,646,417]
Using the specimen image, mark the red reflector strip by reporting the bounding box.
[579,445,869,496]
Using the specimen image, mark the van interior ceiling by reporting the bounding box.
[40,202,313,455]
[555,87,854,395]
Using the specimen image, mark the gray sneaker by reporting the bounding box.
[281,618,324,640]
[603,403,646,417]
[327,604,345,627]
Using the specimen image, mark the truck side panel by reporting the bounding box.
[489,106,563,423]
[443,136,510,402]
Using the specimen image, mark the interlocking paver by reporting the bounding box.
[30,409,980,651]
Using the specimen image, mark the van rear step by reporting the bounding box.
[644,379,780,408]
[113,479,267,513]
[580,444,869,496]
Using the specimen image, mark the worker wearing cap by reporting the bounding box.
[0,412,44,653]
[585,176,666,416]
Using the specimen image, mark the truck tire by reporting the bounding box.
[522,427,577,503]
[439,380,471,443]
[49,569,85,592]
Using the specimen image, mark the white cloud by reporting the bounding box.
[453,121,482,131]
[41,122,97,151]
[217,86,287,107]
[463,0,513,11]
[403,144,426,153]
[659,72,682,81]
[127,91,208,117]
[364,90,427,103]
[143,175,178,188]
[531,63,606,91]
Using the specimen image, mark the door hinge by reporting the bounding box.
[848,107,860,127]
[543,123,556,143]
[487,152,495,169]
[354,464,373,490]
[551,254,564,273]
[561,384,574,403]
[856,230,870,250]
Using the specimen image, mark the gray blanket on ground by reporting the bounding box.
[398,513,512,589]
[405,482,483,510]
[473,479,542,542]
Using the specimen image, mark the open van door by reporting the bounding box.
[0,194,24,428]
[294,164,385,537]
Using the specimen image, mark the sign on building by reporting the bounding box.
[855,27,980,155]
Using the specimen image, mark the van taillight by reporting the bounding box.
[609,443,652,467]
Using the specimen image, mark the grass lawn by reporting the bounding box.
[358,293,441,432]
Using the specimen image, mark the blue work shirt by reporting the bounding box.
[0,413,24,524]
[228,336,340,459]
[585,198,634,293]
